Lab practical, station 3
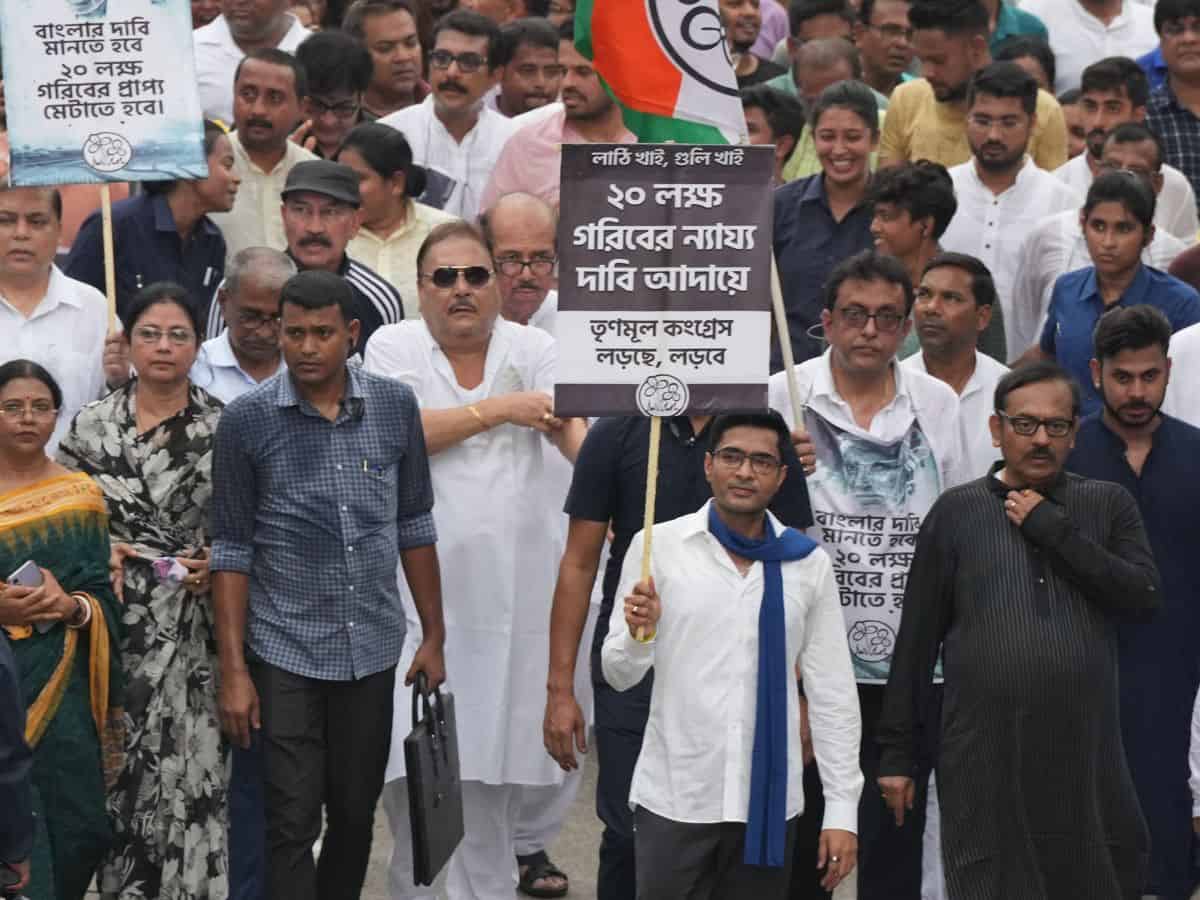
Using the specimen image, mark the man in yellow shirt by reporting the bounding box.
[879,0,1066,171]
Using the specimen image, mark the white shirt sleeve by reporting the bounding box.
[798,551,864,833]
[1190,684,1200,817]
[362,326,427,405]
[600,529,656,692]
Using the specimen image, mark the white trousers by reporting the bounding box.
[921,772,948,900]
[513,767,584,857]
[385,779,519,900]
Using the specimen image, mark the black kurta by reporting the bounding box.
[878,469,1161,900]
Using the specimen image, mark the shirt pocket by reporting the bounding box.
[358,458,399,528]
[37,348,94,421]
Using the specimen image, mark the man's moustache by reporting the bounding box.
[438,81,467,94]
[299,236,332,247]
[448,301,477,314]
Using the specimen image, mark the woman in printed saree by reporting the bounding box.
[58,283,227,900]
[0,359,122,900]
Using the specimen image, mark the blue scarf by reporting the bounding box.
[707,502,818,868]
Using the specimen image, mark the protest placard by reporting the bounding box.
[0,0,207,187]
[555,143,775,418]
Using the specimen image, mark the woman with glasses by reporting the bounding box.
[64,121,240,328]
[0,359,123,900]
[1031,171,1200,417]
[773,81,879,369]
[57,283,228,900]
[338,123,459,315]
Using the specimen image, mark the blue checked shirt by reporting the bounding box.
[210,365,436,681]
[1148,83,1200,201]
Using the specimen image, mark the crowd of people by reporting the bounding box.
[2,0,1200,899]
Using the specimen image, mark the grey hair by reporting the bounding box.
[224,247,298,298]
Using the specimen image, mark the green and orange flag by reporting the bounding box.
[576,0,748,145]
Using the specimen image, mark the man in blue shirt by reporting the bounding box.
[1067,305,1200,900]
[0,634,32,896]
[211,269,445,900]
[1034,171,1200,416]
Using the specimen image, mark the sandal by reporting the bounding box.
[517,850,569,898]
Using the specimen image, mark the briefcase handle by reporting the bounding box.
[411,671,452,769]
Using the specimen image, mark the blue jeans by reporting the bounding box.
[228,733,266,900]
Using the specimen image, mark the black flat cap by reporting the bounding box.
[281,160,361,206]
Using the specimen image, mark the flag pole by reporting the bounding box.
[635,414,663,641]
[770,256,805,428]
[100,183,117,328]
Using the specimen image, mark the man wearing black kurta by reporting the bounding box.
[1067,305,1200,900]
[878,360,1161,900]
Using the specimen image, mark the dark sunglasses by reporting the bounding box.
[421,265,493,288]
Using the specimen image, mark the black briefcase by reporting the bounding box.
[404,672,464,886]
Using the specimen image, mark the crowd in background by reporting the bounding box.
[3,0,1200,899]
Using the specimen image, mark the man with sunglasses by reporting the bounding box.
[768,250,966,899]
[364,221,586,900]
[879,359,1160,900]
[380,9,518,220]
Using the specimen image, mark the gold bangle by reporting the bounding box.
[467,404,488,430]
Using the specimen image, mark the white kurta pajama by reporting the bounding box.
[363,318,582,900]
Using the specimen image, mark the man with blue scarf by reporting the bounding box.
[601,411,863,899]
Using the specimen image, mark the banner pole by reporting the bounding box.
[100,183,117,329]
[636,414,663,641]
[770,255,805,428]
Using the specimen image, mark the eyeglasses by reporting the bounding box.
[836,306,906,333]
[1162,19,1200,38]
[236,309,282,330]
[0,401,57,420]
[868,23,913,41]
[494,255,556,277]
[966,114,1026,132]
[995,411,1075,438]
[133,326,195,346]
[429,49,487,73]
[420,265,493,288]
[711,447,782,476]
[307,95,361,120]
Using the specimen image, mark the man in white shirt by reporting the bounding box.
[1019,0,1157,95]
[209,49,317,270]
[1010,134,1191,358]
[191,247,293,403]
[769,250,964,899]
[1054,57,1199,240]
[902,253,1009,487]
[1164,320,1200,426]
[0,187,110,453]
[380,10,518,221]
[939,62,1081,362]
[365,221,586,900]
[481,191,558,330]
[602,412,861,899]
[193,0,310,124]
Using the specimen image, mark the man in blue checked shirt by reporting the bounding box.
[210,269,445,900]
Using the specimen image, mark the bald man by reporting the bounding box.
[481,192,559,331]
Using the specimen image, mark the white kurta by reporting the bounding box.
[364,318,574,787]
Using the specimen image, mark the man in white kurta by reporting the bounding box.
[380,10,518,222]
[364,221,585,900]
[1164,321,1200,427]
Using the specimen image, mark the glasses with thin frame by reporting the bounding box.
[237,309,282,330]
[836,306,906,333]
[133,326,195,346]
[0,400,57,420]
[995,411,1075,438]
[308,96,361,120]
[429,49,487,73]
[494,256,556,277]
[420,265,493,288]
[711,446,783,476]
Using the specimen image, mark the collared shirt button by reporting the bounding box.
[347,546,354,553]
[348,585,355,592]
[348,621,355,629]
[336,463,343,471]
[341,504,348,512]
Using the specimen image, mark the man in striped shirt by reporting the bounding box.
[208,159,406,351]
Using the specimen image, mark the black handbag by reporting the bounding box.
[404,672,464,886]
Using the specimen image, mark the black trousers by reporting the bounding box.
[249,659,395,900]
[790,684,929,900]
[593,674,652,900]
[634,806,798,900]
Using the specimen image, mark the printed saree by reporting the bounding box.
[0,471,122,900]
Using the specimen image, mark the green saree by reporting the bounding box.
[0,472,122,900]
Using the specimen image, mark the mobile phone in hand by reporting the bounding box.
[6,561,53,635]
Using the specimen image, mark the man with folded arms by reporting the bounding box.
[602,411,862,899]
